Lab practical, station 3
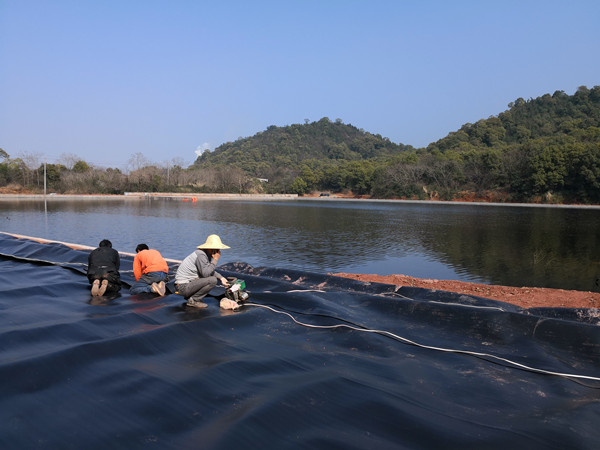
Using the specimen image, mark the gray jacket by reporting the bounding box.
[175,250,222,285]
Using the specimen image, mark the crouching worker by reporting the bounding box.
[87,239,121,296]
[130,243,169,296]
[175,234,236,309]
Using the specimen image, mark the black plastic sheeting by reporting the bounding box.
[1,233,599,449]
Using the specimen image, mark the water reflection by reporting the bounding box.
[1,198,598,291]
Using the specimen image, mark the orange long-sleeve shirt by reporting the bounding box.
[133,249,169,280]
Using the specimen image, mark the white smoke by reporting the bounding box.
[195,142,211,157]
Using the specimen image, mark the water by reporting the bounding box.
[1,197,599,291]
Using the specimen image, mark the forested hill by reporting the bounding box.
[189,87,600,202]
[193,117,414,174]
[409,85,600,203]
[427,85,600,153]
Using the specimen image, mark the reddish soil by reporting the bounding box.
[331,273,600,309]
[0,185,32,194]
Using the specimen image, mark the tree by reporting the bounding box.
[290,177,308,195]
[342,160,375,195]
[59,153,80,170]
[528,143,568,193]
[43,164,64,189]
[73,160,91,173]
[298,165,318,191]
[422,154,464,199]
[461,148,503,190]
[17,151,43,187]
[128,152,150,173]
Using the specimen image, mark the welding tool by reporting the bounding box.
[225,278,249,304]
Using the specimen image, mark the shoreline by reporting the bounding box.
[332,272,600,310]
[1,192,599,208]
[0,192,299,201]
[1,231,598,310]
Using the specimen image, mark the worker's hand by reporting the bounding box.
[220,277,229,287]
[220,298,239,310]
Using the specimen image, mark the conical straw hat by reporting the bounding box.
[197,234,230,249]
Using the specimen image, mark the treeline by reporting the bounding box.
[0,151,261,195]
[419,85,600,202]
[2,86,599,203]
[193,86,600,203]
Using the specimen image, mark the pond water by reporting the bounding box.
[1,198,599,291]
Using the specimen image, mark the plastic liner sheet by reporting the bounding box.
[0,233,599,449]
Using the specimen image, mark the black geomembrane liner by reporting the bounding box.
[1,233,599,449]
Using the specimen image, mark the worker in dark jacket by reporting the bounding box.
[87,239,121,296]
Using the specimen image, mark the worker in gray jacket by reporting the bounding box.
[175,234,230,308]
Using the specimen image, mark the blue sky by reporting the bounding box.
[1,1,598,171]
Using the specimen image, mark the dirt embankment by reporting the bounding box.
[331,273,600,309]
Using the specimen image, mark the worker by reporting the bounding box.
[175,234,231,308]
[130,243,169,296]
[87,239,121,296]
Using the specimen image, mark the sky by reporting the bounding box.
[1,0,599,171]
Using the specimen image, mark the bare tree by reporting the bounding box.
[127,153,151,189]
[19,151,43,170]
[127,152,150,174]
[18,151,43,187]
[386,162,425,188]
[230,167,250,193]
[58,152,80,170]
[161,160,172,186]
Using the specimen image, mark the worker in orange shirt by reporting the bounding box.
[129,243,169,296]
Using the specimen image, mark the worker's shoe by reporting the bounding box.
[152,281,166,296]
[91,279,100,296]
[98,279,108,296]
[186,299,208,309]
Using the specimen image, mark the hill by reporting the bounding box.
[428,86,600,152]
[416,85,600,202]
[190,87,600,203]
[193,117,414,173]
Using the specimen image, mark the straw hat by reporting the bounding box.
[197,234,230,249]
